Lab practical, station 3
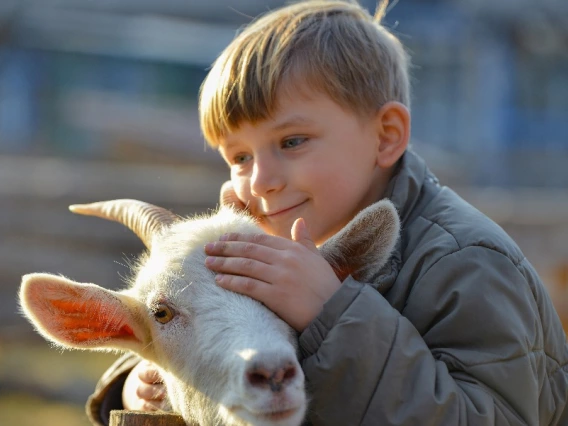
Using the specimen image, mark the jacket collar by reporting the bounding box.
[384,148,435,226]
[371,148,438,293]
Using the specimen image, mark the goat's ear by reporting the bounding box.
[319,199,400,283]
[19,273,146,353]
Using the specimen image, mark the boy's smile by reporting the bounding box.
[264,200,308,218]
[218,88,398,245]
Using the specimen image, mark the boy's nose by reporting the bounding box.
[250,159,286,197]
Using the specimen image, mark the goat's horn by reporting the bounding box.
[69,199,178,250]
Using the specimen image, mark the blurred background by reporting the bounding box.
[0,0,566,424]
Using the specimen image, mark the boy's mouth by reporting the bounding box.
[264,201,308,218]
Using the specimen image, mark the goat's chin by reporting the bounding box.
[219,404,306,426]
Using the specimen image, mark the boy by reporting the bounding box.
[87,1,568,425]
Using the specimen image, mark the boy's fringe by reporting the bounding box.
[199,0,411,147]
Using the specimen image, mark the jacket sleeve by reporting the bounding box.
[298,246,567,425]
[86,353,142,426]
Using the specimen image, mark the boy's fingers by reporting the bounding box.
[206,255,272,283]
[215,274,271,304]
[141,402,161,412]
[205,240,278,262]
[138,364,164,384]
[136,382,167,401]
[140,396,168,412]
[218,232,290,250]
[291,218,319,254]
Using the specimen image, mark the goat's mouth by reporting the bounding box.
[223,404,304,426]
[258,407,298,421]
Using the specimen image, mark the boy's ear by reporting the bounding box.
[374,101,410,169]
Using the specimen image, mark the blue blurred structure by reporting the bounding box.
[385,0,568,187]
[0,0,567,333]
[0,0,567,185]
[0,2,567,415]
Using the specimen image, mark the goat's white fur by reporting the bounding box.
[19,200,400,426]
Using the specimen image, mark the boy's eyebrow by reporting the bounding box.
[219,115,315,151]
[271,115,314,132]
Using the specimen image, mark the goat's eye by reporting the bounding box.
[153,303,174,324]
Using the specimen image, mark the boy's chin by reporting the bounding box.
[262,225,295,240]
[259,217,332,245]
[260,222,299,240]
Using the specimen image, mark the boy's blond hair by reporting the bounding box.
[199,0,410,147]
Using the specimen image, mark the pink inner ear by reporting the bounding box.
[49,299,136,343]
[24,277,140,347]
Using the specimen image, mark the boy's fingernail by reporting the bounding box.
[205,243,214,251]
[215,274,224,283]
[219,234,229,241]
[205,256,215,265]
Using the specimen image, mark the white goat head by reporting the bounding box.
[19,198,399,426]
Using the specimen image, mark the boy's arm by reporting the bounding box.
[86,353,141,426]
[87,355,169,426]
[299,247,568,426]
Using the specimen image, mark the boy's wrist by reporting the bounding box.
[299,276,365,358]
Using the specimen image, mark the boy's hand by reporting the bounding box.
[204,218,342,331]
[122,360,167,412]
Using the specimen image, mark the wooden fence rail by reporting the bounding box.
[110,410,187,426]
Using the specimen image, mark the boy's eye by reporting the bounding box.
[281,137,306,149]
[233,153,252,164]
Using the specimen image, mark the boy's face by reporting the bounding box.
[218,89,392,245]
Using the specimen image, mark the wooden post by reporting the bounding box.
[110,410,187,426]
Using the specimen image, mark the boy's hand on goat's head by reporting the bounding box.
[123,361,168,412]
[204,218,342,331]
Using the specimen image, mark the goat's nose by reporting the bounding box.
[246,362,298,392]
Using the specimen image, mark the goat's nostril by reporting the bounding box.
[246,364,297,392]
[282,365,296,381]
[247,368,271,387]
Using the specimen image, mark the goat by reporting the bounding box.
[19,198,399,426]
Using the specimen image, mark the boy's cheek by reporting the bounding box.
[229,175,248,200]
[220,182,245,209]
[231,179,259,213]
[221,177,252,211]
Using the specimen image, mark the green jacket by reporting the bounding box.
[87,149,568,425]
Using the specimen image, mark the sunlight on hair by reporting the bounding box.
[199,0,410,148]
